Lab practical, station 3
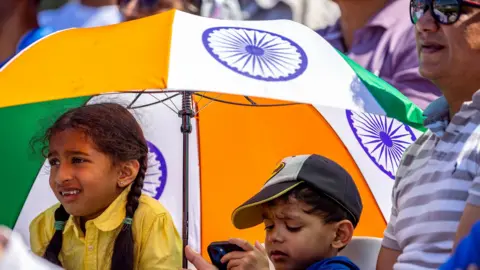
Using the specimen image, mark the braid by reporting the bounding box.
[110,156,147,270]
[43,205,69,266]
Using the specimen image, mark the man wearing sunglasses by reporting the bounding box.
[118,0,185,21]
[316,0,441,110]
[0,0,53,68]
[376,0,480,269]
[38,0,122,31]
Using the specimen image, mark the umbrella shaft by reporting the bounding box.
[180,91,193,268]
[182,131,190,269]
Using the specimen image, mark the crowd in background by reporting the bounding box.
[2,0,480,270]
[1,0,443,108]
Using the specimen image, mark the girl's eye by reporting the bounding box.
[286,225,302,232]
[264,225,274,231]
[48,159,60,166]
[72,157,86,164]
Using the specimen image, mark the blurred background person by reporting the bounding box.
[316,0,441,110]
[38,0,122,31]
[0,0,53,68]
[41,0,340,29]
[119,0,185,21]
[199,0,340,29]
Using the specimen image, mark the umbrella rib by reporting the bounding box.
[163,92,180,112]
[128,93,181,110]
[192,93,299,107]
[127,91,145,109]
[194,93,224,115]
[244,96,257,105]
[196,92,205,104]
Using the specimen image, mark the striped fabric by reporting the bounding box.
[382,93,480,270]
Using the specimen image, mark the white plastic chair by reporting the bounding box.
[338,236,382,270]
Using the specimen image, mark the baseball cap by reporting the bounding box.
[231,154,363,229]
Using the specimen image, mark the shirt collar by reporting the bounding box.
[423,90,480,137]
[64,186,131,235]
[423,96,449,137]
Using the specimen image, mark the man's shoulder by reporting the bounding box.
[401,131,434,156]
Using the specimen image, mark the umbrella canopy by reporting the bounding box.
[0,10,424,258]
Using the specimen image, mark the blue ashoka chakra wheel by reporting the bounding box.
[346,110,417,179]
[142,141,167,200]
[202,27,308,81]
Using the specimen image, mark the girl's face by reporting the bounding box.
[48,129,126,220]
[262,199,350,270]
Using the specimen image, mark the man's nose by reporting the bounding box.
[416,7,440,34]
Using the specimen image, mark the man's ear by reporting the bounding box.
[331,220,354,250]
[117,160,140,188]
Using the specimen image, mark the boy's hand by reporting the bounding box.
[221,238,270,270]
[183,245,218,270]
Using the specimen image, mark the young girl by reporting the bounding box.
[29,103,182,270]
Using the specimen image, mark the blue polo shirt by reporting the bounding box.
[0,27,54,69]
[440,221,480,270]
[307,256,359,270]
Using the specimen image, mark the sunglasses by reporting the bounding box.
[410,0,480,25]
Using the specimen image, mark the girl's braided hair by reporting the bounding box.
[41,103,148,270]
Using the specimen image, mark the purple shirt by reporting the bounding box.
[316,0,441,110]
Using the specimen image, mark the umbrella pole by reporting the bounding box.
[179,91,193,269]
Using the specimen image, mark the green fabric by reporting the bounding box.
[337,51,426,132]
[0,96,90,228]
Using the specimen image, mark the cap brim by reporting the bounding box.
[231,181,303,229]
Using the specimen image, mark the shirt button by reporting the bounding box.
[88,245,94,251]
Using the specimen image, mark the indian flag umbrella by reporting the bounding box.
[0,10,424,265]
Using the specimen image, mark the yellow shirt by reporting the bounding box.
[29,188,182,270]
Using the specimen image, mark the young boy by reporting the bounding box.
[185,154,362,270]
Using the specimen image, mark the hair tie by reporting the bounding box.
[123,217,133,225]
[54,221,65,231]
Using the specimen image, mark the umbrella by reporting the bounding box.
[0,10,424,266]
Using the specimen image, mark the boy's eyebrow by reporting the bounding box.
[262,212,300,220]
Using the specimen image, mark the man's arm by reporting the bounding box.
[454,163,480,250]
[376,218,402,270]
[454,204,480,249]
[376,198,402,270]
[453,205,480,250]
[441,220,480,269]
[376,247,401,270]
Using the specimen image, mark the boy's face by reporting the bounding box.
[262,198,351,270]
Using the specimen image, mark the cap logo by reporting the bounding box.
[265,162,285,184]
